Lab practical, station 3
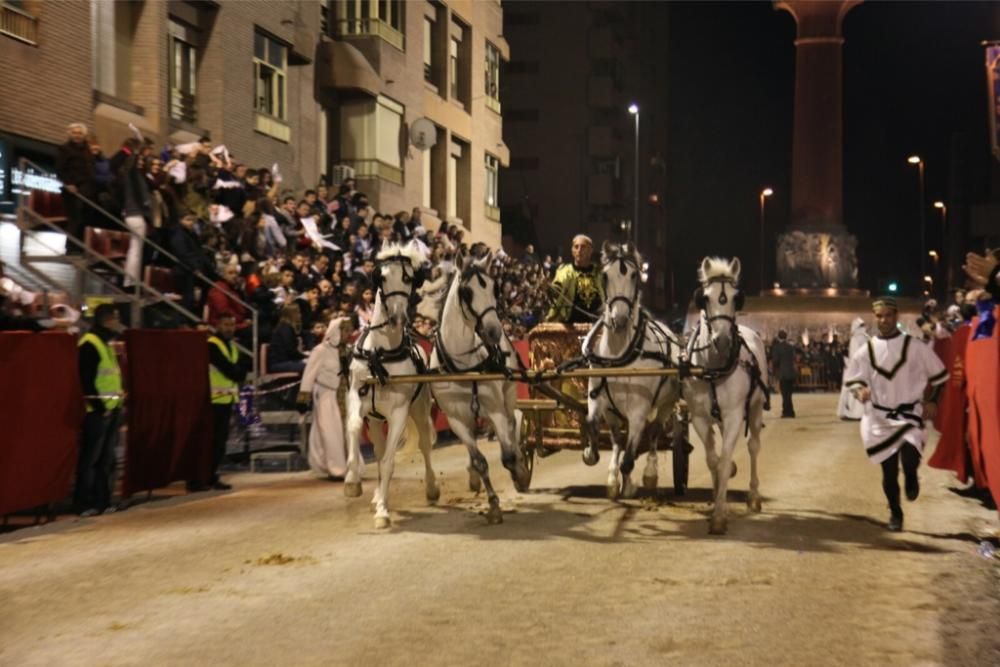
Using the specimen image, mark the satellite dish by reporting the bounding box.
[409,118,437,151]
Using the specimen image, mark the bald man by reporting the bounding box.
[546,234,604,323]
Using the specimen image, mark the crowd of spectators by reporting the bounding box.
[52,125,560,373]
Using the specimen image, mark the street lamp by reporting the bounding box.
[933,200,948,295]
[907,155,926,294]
[928,249,940,299]
[628,103,639,247]
[759,187,773,295]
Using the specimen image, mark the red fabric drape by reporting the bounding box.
[928,326,971,483]
[966,308,1000,503]
[0,333,83,515]
[123,330,213,496]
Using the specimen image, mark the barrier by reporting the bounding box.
[0,333,83,515]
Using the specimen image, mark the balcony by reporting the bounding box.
[316,40,381,97]
[335,18,404,52]
[339,159,403,186]
[1,2,38,45]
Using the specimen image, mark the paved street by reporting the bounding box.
[2,394,999,667]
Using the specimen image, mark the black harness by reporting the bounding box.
[689,280,770,433]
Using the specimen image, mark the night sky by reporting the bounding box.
[665,1,997,301]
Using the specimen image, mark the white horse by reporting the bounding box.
[581,242,683,499]
[344,242,439,529]
[685,257,769,534]
[430,251,530,524]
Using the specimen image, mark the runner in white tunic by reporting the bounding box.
[844,297,949,531]
[299,317,351,479]
[836,317,868,420]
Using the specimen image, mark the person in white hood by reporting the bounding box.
[298,317,352,479]
[837,317,869,420]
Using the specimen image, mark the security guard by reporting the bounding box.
[76,304,124,516]
[204,312,247,491]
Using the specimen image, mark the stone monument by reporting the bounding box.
[773,0,863,291]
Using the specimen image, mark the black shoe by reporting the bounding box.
[887,513,904,532]
[186,482,208,493]
[211,481,232,491]
[905,474,920,502]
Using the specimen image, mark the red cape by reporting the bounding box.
[965,307,1000,503]
[928,325,972,483]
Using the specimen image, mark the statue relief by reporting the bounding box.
[776,230,859,288]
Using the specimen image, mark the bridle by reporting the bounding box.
[457,264,501,343]
[602,253,642,326]
[376,254,420,305]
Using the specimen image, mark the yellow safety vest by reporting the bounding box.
[78,333,123,411]
[208,335,239,405]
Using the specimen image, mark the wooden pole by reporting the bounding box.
[363,366,702,386]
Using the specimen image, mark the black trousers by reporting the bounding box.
[779,378,795,416]
[211,403,233,483]
[61,190,86,246]
[75,409,121,511]
[880,444,921,515]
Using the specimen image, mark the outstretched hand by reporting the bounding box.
[962,251,998,288]
[854,387,871,403]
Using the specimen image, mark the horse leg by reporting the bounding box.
[709,416,742,535]
[495,390,530,492]
[413,391,440,504]
[619,411,648,499]
[451,418,503,524]
[643,410,668,492]
[606,419,624,500]
[367,418,387,515]
[691,413,719,494]
[747,403,764,513]
[373,409,407,529]
[343,388,366,498]
[583,382,604,466]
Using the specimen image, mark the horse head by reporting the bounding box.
[375,241,424,328]
[601,241,643,331]
[456,250,502,346]
[695,256,743,355]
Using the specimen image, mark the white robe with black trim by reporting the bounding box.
[844,332,949,464]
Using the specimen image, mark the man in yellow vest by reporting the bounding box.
[202,312,247,492]
[545,234,604,323]
[76,304,124,516]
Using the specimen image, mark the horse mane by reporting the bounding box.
[698,257,739,286]
[376,241,423,268]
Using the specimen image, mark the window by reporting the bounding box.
[169,21,198,124]
[1,1,38,45]
[339,95,404,184]
[449,37,459,100]
[485,41,501,113]
[338,0,404,50]
[254,31,287,121]
[423,18,434,82]
[485,153,500,221]
[92,0,136,99]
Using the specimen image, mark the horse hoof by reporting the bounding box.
[606,482,620,501]
[486,504,503,524]
[642,474,658,492]
[468,474,482,493]
[582,448,600,466]
[748,495,762,513]
[730,463,738,479]
[622,480,638,499]
[708,516,728,535]
[344,482,363,498]
[513,477,529,493]
[374,515,391,529]
[426,485,440,504]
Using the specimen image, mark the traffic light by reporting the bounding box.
[877,279,901,295]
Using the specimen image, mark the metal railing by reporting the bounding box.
[1,2,38,45]
[334,18,405,51]
[15,157,261,382]
[338,158,403,185]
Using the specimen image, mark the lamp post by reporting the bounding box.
[933,200,947,293]
[928,250,939,298]
[907,155,926,294]
[628,103,640,247]
[759,187,773,295]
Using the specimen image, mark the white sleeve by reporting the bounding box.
[844,343,871,388]
[916,338,949,386]
[299,346,323,393]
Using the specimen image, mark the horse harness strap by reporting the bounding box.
[353,327,426,420]
[693,320,771,432]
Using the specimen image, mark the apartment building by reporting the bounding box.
[499,1,672,309]
[321,0,509,247]
[0,0,324,211]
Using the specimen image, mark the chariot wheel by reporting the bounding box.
[518,409,535,489]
